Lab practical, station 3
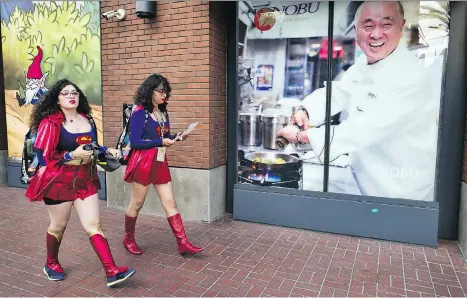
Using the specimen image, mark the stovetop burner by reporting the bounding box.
[237,150,302,189]
[247,170,281,183]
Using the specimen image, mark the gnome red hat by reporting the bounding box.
[26,46,43,79]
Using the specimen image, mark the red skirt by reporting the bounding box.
[25,163,100,202]
[124,148,172,186]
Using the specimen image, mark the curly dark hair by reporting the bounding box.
[134,73,172,113]
[29,79,91,131]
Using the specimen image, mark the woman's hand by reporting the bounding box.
[81,155,92,164]
[176,132,189,141]
[72,145,92,159]
[163,138,176,147]
[107,148,122,159]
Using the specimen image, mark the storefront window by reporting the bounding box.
[237,1,450,202]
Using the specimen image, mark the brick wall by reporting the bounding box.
[101,0,227,170]
[208,2,227,168]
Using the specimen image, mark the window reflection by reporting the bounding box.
[236,1,450,202]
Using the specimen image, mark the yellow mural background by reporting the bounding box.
[1,1,102,160]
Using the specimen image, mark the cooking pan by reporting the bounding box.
[242,152,302,171]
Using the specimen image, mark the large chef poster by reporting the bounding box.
[238,1,449,202]
[1,1,102,164]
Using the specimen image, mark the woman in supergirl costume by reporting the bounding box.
[25,79,135,287]
[122,74,203,257]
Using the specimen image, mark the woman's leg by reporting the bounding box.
[154,182,203,256]
[44,200,73,281]
[126,182,150,217]
[123,182,150,254]
[73,194,136,287]
[154,182,178,217]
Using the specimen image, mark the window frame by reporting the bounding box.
[226,1,467,243]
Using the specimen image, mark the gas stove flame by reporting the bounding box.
[265,171,281,182]
[248,172,264,182]
[248,170,281,183]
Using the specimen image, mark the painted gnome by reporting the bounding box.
[16,46,49,107]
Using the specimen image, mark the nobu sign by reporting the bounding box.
[272,2,320,15]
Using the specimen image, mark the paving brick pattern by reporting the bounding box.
[0,186,466,297]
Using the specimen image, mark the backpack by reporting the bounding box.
[116,104,148,165]
[20,129,39,184]
[20,113,99,184]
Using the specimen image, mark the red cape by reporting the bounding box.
[25,111,89,200]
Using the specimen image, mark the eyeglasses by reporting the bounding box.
[154,89,170,100]
[60,92,79,98]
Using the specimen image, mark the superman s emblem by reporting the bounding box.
[156,126,169,137]
[76,135,93,145]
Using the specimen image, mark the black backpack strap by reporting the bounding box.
[85,114,98,136]
[83,114,99,179]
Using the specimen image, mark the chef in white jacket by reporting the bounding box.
[277,1,439,201]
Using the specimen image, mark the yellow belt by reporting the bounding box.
[64,159,91,165]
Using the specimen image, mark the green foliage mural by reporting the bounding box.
[1,1,102,104]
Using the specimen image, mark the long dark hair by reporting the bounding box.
[134,74,172,113]
[29,79,91,131]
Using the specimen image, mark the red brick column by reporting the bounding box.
[101,0,226,169]
[101,1,228,221]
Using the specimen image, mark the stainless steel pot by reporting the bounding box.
[261,114,289,150]
[239,112,262,146]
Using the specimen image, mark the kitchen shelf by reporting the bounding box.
[284,38,308,99]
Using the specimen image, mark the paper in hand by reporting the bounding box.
[175,122,199,141]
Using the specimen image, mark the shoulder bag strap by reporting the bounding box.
[85,114,97,134]
[144,110,149,127]
[84,114,99,179]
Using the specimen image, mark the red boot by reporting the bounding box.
[123,214,143,255]
[44,229,65,281]
[89,234,136,287]
[167,213,203,257]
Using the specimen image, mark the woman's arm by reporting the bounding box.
[36,150,46,166]
[130,109,163,149]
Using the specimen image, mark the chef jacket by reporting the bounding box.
[302,42,439,201]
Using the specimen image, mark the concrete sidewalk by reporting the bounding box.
[0,186,466,297]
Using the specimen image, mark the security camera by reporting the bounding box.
[101,10,116,19]
[102,9,126,21]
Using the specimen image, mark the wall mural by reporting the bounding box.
[1,1,102,161]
